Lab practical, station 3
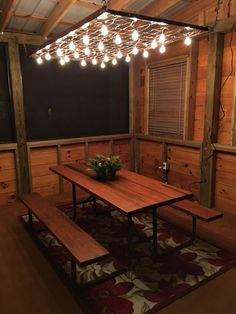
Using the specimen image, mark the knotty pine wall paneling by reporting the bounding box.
[0,149,17,205]
[30,146,59,196]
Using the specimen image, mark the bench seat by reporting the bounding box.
[21,192,109,283]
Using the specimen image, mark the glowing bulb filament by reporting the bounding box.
[69,41,75,51]
[159,33,166,44]
[125,55,131,63]
[151,38,158,49]
[115,34,122,45]
[184,35,192,46]
[83,34,89,45]
[101,24,108,36]
[98,41,104,51]
[132,29,139,41]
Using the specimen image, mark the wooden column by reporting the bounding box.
[8,38,31,195]
[200,32,224,207]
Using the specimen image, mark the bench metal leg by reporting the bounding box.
[71,258,77,285]
[152,207,158,255]
[28,209,33,229]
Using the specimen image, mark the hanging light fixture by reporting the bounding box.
[33,8,209,66]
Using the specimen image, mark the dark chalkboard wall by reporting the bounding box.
[20,47,129,141]
[0,44,15,143]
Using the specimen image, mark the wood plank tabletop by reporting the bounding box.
[50,164,193,215]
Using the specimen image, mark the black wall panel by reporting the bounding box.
[20,48,129,141]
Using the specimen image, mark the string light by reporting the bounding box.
[115,34,122,45]
[81,22,90,29]
[159,44,166,54]
[151,38,158,49]
[36,56,43,64]
[81,59,87,67]
[184,35,192,46]
[45,52,51,61]
[84,47,91,56]
[83,34,90,45]
[98,41,104,51]
[59,58,65,66]
[104,54,109,62]
[69,41,75,51]
[101,61,106,69]
[101,24,108,36]
[64,55,70,63]
[132,29,139,41]
[125,55,131,63]
[143,50,149,58]
[92,57,98,65]
[73,51,79,59]
[56,48,63,57]
[112,58,117,65]
[117,50,123,59]
[132,46,139,55]
[159,33,166,44]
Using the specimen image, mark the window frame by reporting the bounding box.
[145,54,195,140]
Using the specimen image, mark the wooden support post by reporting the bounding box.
[8,38,31,195]
[200,33,224,207]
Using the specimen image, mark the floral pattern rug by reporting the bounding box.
[21,201,236,314]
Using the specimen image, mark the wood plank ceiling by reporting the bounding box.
[0,0,206,44]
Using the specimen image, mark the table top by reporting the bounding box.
[50,163,193,215]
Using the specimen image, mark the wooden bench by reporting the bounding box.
[167,199,223,252]
[21,192,109,285]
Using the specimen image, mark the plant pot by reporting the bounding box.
[96,169,117,181]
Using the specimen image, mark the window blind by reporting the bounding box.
[148,58,187,138]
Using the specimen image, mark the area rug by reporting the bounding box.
[21,201,236,314]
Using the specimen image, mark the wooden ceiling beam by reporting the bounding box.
[141,0,189,17]
[107,0,131,10]
[0,0,15,32]
[0,31,45,45]
[39,0,77,37]
[76,0,102,10]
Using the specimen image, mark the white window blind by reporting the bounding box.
[148,58,187,138]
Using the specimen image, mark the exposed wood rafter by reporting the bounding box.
[76,0,102,10]
[107,0,131,10]
[141,0,190,17]
[39,0,77,38]
[0,0,15,32]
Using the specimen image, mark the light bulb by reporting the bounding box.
[46,45,50,50]
[83,34,89,45]
[117,50,123,59]
[104,54,109,62]
[81,59,86,67]
[84,47,90,56]
[81,22,90,29]
[56,38,61,44]
[115,34,122,45]
[92,57,97,65]
[132,29,139,41]
[112,58,117,65]
[151,38,158,49]
[184,35,192,46]
[59,58,65,66]
[125,55,131,63]
[73,51,79,59]
[64,55,70,63]
[36,49,42,54]
[159,33,166,44]
[101,24,108,36]
[98,41,104,51]
[69,30,75,37]
[56,47,63,57]
[143,50,149,58]
[45,52,51,61]
[132,46,139,55]
[36,56,43,64]
[69,41,75,51]
[159,44,166,54]
[97,12,108,20]
[101,61,106,69]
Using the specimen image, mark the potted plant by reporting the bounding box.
[88,154,122,181]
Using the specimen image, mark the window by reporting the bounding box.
[148,56,189,139]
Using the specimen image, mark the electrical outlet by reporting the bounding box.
[162,161,168,171]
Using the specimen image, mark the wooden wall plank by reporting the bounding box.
[88,141,111,158]
[0,151,17,204]
[113,139,131,170]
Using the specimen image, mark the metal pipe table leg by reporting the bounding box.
[28,209,33,229]
[71,258,77,286]
[152,207,158,255]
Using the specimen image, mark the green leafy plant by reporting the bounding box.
[88,154,122,180]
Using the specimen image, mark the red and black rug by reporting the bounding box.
[21,201,236,314]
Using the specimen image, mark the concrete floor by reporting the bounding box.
[0,196,236,314]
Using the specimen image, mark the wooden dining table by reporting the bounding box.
[50,163,193,256]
